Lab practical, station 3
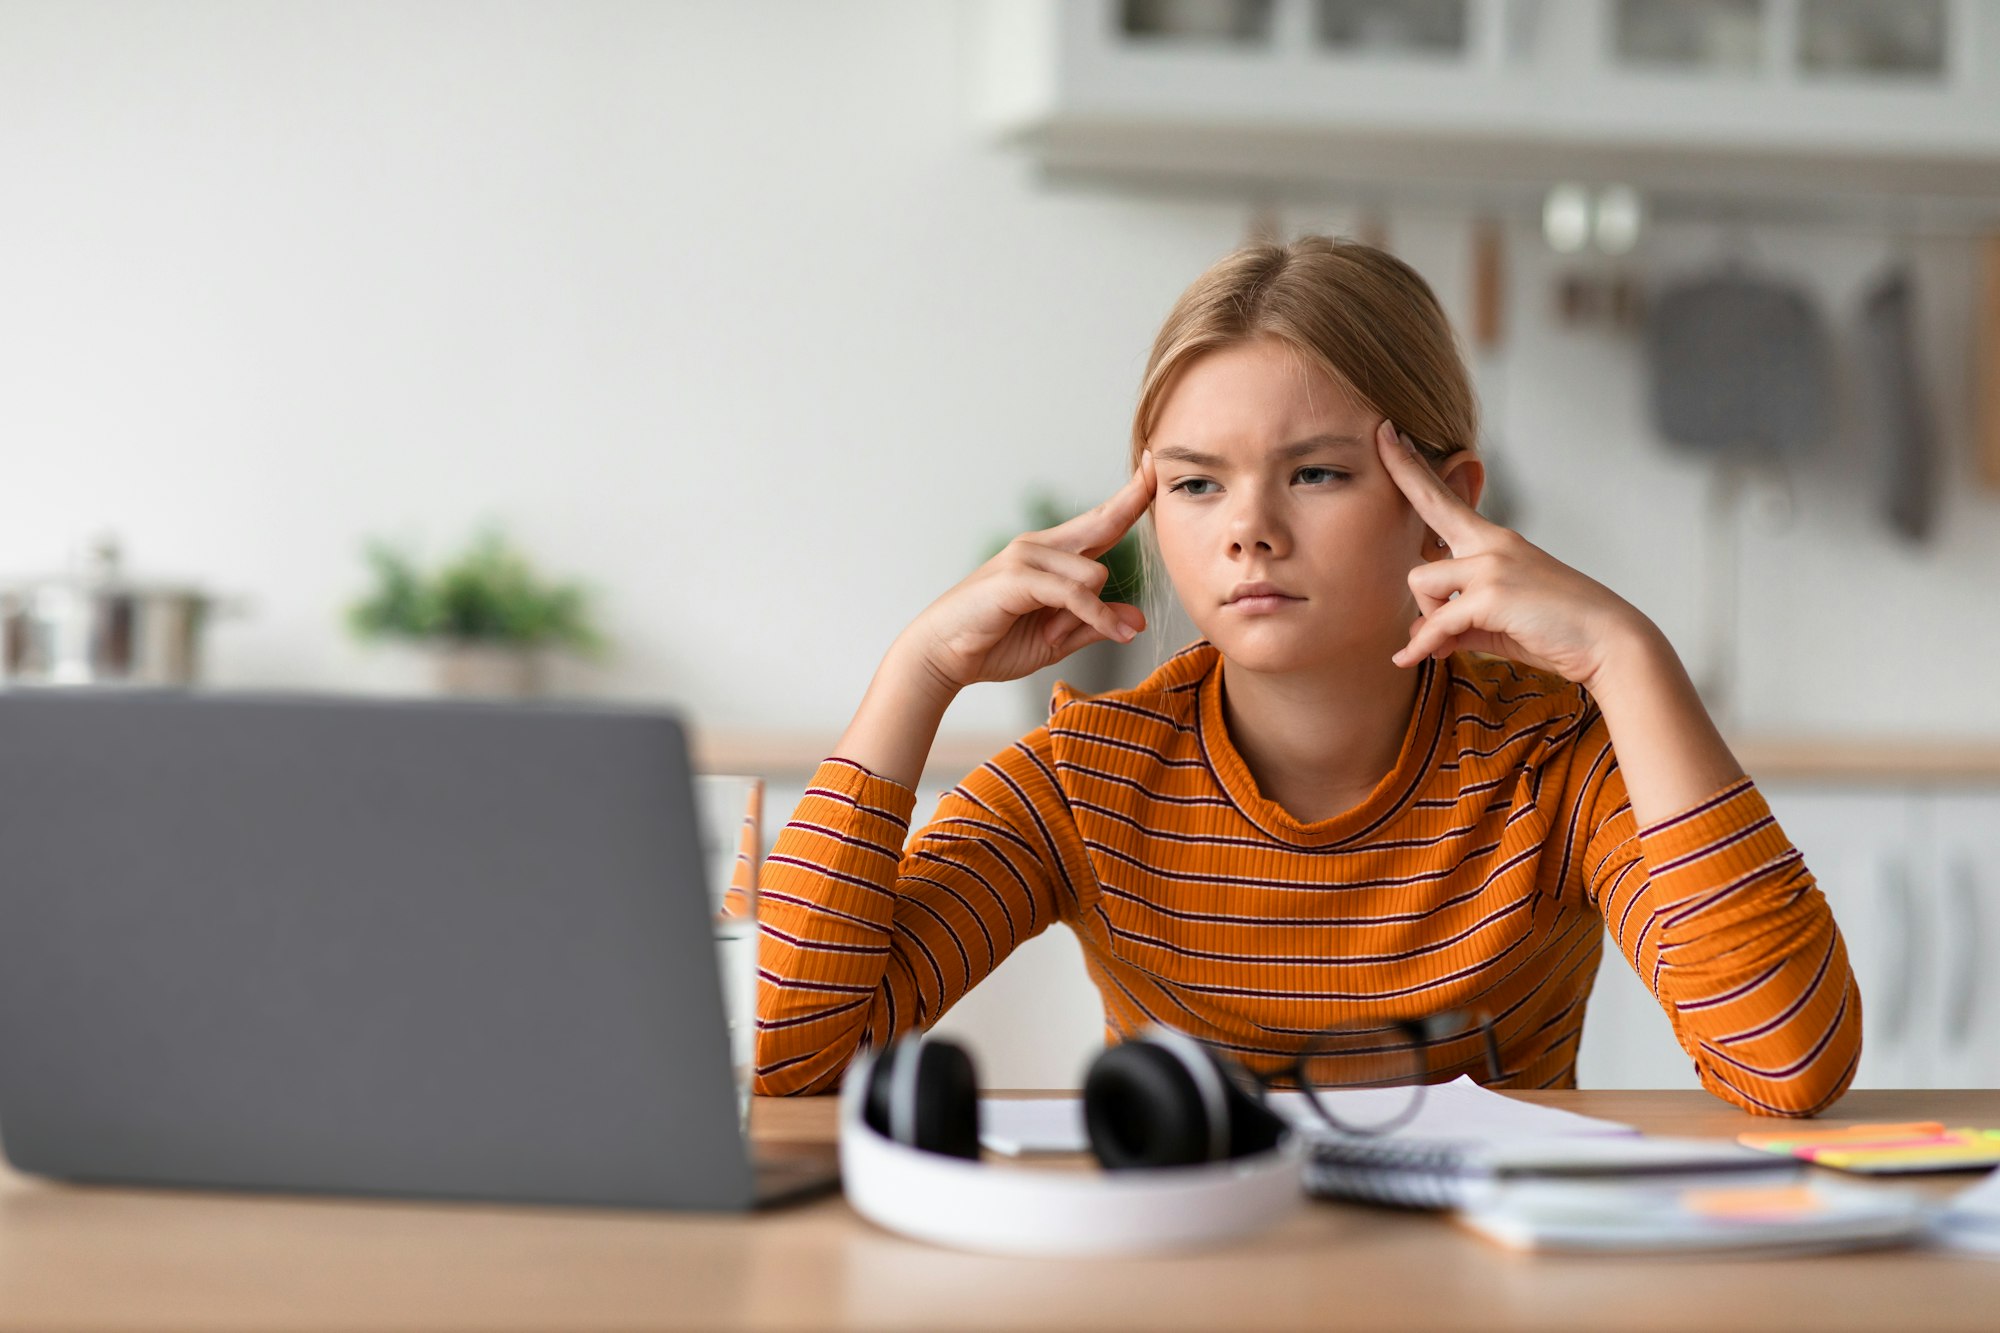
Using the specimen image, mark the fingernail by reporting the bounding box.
[1119,624,1135,642]
[1141,449,1151,469]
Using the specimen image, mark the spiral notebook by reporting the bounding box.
[1303,1126,1799,1210]
[1274,1076,1790,1210]
[981,1076,1785,1211]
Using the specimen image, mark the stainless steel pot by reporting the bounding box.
[0,537,244,687]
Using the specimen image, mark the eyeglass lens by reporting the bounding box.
[1294,1011,1498,1136]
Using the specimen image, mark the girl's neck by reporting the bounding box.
[1217,648,1424,820]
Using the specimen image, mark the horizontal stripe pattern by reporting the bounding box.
[753,641,1861,1117]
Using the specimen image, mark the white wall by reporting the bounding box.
[7,1,1998,1087]
[6,0,1997,737]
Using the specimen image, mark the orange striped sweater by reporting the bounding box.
[752,640,1861,1116]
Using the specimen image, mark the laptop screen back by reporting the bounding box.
[0,688,757,1210]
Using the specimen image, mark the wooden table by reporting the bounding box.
[4,1089,1999,1331]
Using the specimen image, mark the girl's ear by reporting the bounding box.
[1437,452,1486,514]
[1419,452,1487,562]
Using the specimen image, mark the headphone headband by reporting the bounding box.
[887,1036,924,1148]
[839,1038,1303,1257]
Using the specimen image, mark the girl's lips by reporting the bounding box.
[1227,594,1303,613]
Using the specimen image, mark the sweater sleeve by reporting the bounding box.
[1564,707,1863,1117]
[750,731,1080,1096]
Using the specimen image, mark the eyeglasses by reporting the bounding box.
[1217,1009,1502,1138]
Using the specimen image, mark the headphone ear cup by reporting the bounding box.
[912,1038,981,1160]
[1084,1037,1290,1169]
[1210,1056,1288,1159]
[1083,1041,1212,1169]
[861,1035,982,1161]
[860,1039,906,1141]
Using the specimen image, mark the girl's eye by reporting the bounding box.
[1166,468,1347,496]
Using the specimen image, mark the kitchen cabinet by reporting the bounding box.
[1932,791,2000,1087]
[1577,782,2000,1091]
[973,0,2000,205]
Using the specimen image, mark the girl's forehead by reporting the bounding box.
[1154,339,1370,442]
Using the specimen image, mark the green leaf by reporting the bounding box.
[345,525,607,657]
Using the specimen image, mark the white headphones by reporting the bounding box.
[837,1024,1306,1257]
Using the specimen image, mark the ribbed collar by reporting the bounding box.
[1181,643,1447,848]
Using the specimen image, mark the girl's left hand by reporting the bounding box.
[1377,420,1653,691]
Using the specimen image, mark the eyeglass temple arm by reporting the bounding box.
[1415,1010,1504,1083]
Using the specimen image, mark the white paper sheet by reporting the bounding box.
[1932,1164,2000,1255]
[978,1074,1635,1156]
[979,1097,1089,1155]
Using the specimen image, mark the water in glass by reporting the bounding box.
[693,773,763,1131]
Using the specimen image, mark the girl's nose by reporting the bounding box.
[1226,493,1287,557]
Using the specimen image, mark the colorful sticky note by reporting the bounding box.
[1736,1121,1945,1152]
[1811,1141,2000,1173]
[1684,1184,1829,1220]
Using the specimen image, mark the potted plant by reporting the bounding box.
[987,490,1150,723]
[346,525,607,698]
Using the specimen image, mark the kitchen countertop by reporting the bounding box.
[6,1089,1996,1331]
[692,730,2000,785]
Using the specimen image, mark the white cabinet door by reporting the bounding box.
[1761,785,1931,1090]
[1929,789,2000,1088]
[1555,783,1988,1094]
[1578,930,1705,1091]
[1578,784,1912,1092]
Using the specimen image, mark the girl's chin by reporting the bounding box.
[1201,618,1400,675]
[1205,623,1342,673]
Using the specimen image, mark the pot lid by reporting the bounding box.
[0,535,212,599]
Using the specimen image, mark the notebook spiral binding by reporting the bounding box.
[1303,1136,1484,1211]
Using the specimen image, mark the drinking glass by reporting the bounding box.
[693,773,764,1131]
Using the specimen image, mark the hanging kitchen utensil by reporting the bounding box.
[1855,249,1940,544]
[1644,256,1835,460]
[1642,242,1833,724]
[1977,232,2000,493]
[1468,215,1522,531]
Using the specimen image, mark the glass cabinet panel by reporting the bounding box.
[1612,0,1765,72]
[1798,0,1947,78]
[1313,0,1469,54]
[1118,0,1277,44]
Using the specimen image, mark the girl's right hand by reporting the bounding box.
[898,452,1158,695]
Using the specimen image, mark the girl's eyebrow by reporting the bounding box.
[1151,434,1365,467]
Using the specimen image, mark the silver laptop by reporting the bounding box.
[0,686,837,1211]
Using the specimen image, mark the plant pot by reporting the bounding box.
[429,640,545,699]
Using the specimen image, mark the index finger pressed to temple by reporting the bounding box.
[1381,428,1478,544]
[1058,458,1154,556]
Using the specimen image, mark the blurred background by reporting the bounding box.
[4,0,1998,1091]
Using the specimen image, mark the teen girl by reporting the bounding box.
[752,236,1858,1117]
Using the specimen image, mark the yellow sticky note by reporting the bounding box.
[1813,1142,2000,1170]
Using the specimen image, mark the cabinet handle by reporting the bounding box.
[1879,857,1917,1045]
[1945,859,1981,1051]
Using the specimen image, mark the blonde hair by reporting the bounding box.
[1127,235,1479,659]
